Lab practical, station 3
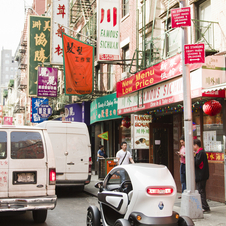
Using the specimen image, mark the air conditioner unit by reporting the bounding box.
[121,71,130,80]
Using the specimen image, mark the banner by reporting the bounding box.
[65,103,82,122]
[28,16,51,96]
[37,67,58,97]
[31,98,49,123]
[62,33,94,95]
[51,0,69,65]
[97,0,120,61]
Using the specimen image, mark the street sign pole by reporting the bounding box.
[180,0,203,219]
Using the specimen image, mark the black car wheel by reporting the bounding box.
[32,209,47,223]
[86,206,100,226]
[114,219,131,226]
[178,216,194,226]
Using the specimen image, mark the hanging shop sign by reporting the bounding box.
[38,104,52,118]
[131,114,152,149]
[65,103,82,122]
[116,54,202,98]
[37,67,58,97]
[51,0,69,65]
[90,93,121,124]
[98,131,109,140]
[62,33,94,95]
[28,16,51,96]
[171,7,191,28]
[118,68,225,115]
[206,152,224,162]
[184,43,205,64]
[15,114,24,126]
[31,98,49,123]
[3,117,13,125]
[97,0,120,61]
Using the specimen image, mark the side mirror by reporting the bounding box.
[95,181,103,192]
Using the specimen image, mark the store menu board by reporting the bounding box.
[203,131,222,152]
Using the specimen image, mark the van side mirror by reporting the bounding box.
[95,182,103,192]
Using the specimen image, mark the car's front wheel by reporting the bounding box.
[178,216,194,226]
[114,219,131,226]
[86,205,100,226]
[32,209,47,223]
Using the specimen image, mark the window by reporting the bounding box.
[0,132,7,159]
[10,67,14,72]
[5,60,9,64]
[11,132,44,159]
[10,75,14,79]
[122,45,129,72]
[5,67,9,71]
[122,0,129,18]
[5,53,9,58]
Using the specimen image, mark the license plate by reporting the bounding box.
[13,172,37,184]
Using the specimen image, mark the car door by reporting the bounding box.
[8,129,47,197]
[0,130,8,198]
[98,168,130,215]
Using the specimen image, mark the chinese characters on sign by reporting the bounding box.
[206,152,224,162]
[184,43,205,64]
[131,115,152,149]
[31,98,49,123]
[38,104,52,118]
[3,117,13,125]
[65,103,82,122]
[97,0,120,61]
[62,33,94,95]
[37,67,58,97]
[15,114,24,126]
[28,16,51,96]
[51,0,69,64]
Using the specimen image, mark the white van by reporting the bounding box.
[0,125,57,223]
[37,121,92,188]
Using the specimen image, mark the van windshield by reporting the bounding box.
[11,132,44,159]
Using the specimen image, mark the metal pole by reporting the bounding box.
[180,0,203,219]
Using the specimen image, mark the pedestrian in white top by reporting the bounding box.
[116,142,134,165]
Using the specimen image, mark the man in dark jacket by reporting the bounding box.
[193,139,210,213]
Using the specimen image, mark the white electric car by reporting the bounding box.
[87,163,194,226]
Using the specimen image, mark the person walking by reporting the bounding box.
[116,141,134,165]
[176,135,186,195]
[193,139,210,213]
[97,145,105,161]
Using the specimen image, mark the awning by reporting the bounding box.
[202,83,226,93]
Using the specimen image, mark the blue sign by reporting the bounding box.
[65,103,82,122]
[38,104,52,118]
[31,98,49,123]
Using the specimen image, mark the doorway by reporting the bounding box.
[149,123,173,174]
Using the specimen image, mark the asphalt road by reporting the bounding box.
[0,187,98,226]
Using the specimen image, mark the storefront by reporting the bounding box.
[117,54,226,203]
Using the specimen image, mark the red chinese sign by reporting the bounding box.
[116,54,202,98]
[3,117,13,125]
[62,33,94,95]
[206,152,224,162]
[184,43,205,64]
[171,7,191,28]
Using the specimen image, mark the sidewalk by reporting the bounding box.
[84,173,226,226]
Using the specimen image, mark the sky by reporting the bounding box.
[0,0,33,56]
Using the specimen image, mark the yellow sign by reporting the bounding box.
[98,131,109,140]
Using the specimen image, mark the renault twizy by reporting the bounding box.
[87,163,194,226]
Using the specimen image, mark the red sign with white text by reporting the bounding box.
[184,43,205,64]
[171,7,191,28]
[116,54,202,98]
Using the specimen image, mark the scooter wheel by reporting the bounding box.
[114,219,131,226]
[86,206,100,226]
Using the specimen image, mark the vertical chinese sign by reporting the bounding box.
[28,16,51,96]
[131,114,152,149]
[65,103,82,122]
[15,114,24,126]
[51,0,69,65]
[31,98,49,123]
[37,67,58,97]
[62,33,94,95]
[0,105,3,124]
[97,0,120,61]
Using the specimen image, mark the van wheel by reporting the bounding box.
[114,219,131,226]
[86,206,100,226]
[178,216,194,226]
[32,209,48,223]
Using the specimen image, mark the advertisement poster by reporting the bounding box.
[31,98,49,123]
[62,33,94,95]
[51,0,69,65]
[203,131,222,152]
[15,114,24,126]
[132,115,152,149]
[28,16,51,96]
[97,0,120,61]
[37,67,58,97]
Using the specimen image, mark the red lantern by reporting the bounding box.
[202,100,222,116]
[122,116,131,128]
